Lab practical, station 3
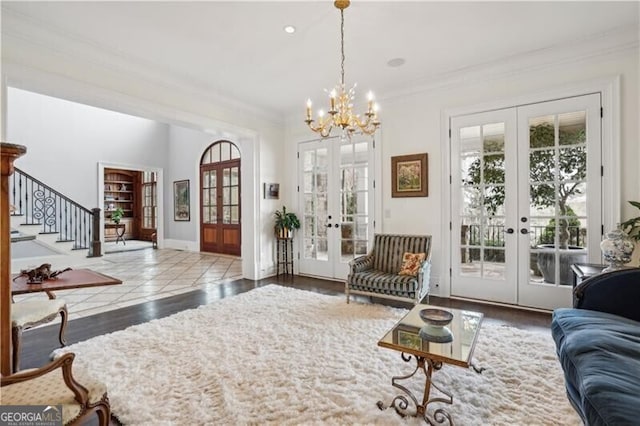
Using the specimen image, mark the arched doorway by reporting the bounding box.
[200,141,241,255]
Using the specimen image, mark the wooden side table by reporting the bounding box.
[571,263,606,287]
[105,223,126,245]
[276,237,293,276]
[571,263,606,306]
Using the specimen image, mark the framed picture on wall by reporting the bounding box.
[173,180,190,221]
[391,153,428,197]
[264,183,280,199]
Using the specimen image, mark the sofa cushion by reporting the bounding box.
[349,270,418,298]
[552,308,640,426]
[398,252,426,276]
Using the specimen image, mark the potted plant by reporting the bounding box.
[111,207,124,224]
[620,201,640,241]
[274,206,300,238]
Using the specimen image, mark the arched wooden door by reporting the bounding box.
[200,141,241,255]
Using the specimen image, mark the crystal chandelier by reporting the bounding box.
[305,0,380,138]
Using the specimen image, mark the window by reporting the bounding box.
[142,171,157,229]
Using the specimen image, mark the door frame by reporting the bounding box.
[440,76,620,300]
[296,134,382,280]
[199,153,242,256]
[98,161,164,249]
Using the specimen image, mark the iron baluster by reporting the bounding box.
[10,167,100,256]
[11,173,16,213]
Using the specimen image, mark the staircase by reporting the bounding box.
[9,167,101,260]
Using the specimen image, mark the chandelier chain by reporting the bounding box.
[340,9,345,86]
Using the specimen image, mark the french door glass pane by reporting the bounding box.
[223,187,230,205]
[231,145,240,160]
[528,111,588,286]
[221,144,231,162]
[340,140,369,263]
[210,145,220,163]
[302,148,328,260]
[459,123,507,280]
[231,167,238,185]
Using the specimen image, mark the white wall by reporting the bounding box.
[165,121,283,279]
[7,87,169,208]
[3,26,287,280]
[285,44,639,296]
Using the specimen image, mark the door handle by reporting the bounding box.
[505,228,514,234]
[326,223,332,228]
[334,224,340,228]
[520,228,529,234]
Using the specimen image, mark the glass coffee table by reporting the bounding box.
[377,304,483,425]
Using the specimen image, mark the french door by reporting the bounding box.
[451,94,602,310]
[297,136,375,280]
[451,109,519,304]
[200,141,241,256]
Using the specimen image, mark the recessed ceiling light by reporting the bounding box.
[283,25,296,34]
[387,58,406,68]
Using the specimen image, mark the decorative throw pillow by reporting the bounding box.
[398,252,426,276]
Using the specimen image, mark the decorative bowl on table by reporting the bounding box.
[418,309,454,343]
[419,309,453,326]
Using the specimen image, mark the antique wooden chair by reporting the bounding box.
[11,298,68,373]
[0,352,111,425]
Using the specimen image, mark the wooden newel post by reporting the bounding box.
[89,207,102,258]
[1,142,27,376]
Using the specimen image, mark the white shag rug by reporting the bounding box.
[55,284,580,426]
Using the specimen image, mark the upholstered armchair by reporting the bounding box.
[11,298,68,373]
[346,234,432,304]
[1,352,111,425]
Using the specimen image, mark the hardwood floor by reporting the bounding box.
[18,275,552,370]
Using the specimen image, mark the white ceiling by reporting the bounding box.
[2,1,639,120]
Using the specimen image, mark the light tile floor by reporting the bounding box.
[13,248,243,321]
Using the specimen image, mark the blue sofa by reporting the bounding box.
[551,268,640,426]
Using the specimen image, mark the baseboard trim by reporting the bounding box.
[448,296,553,314]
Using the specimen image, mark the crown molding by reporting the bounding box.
[379,24,639,104]
[1,6,284,126]
[3,62,261,142]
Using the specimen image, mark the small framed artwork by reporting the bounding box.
[173,180,190,221]
[391,153,428,197]
[394,324,423,351]
[264,183,280,199]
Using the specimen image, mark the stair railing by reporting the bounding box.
[10,168,101,257]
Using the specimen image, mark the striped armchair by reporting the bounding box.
[346,234,432,304]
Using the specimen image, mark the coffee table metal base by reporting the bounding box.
[377,353,454,425]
